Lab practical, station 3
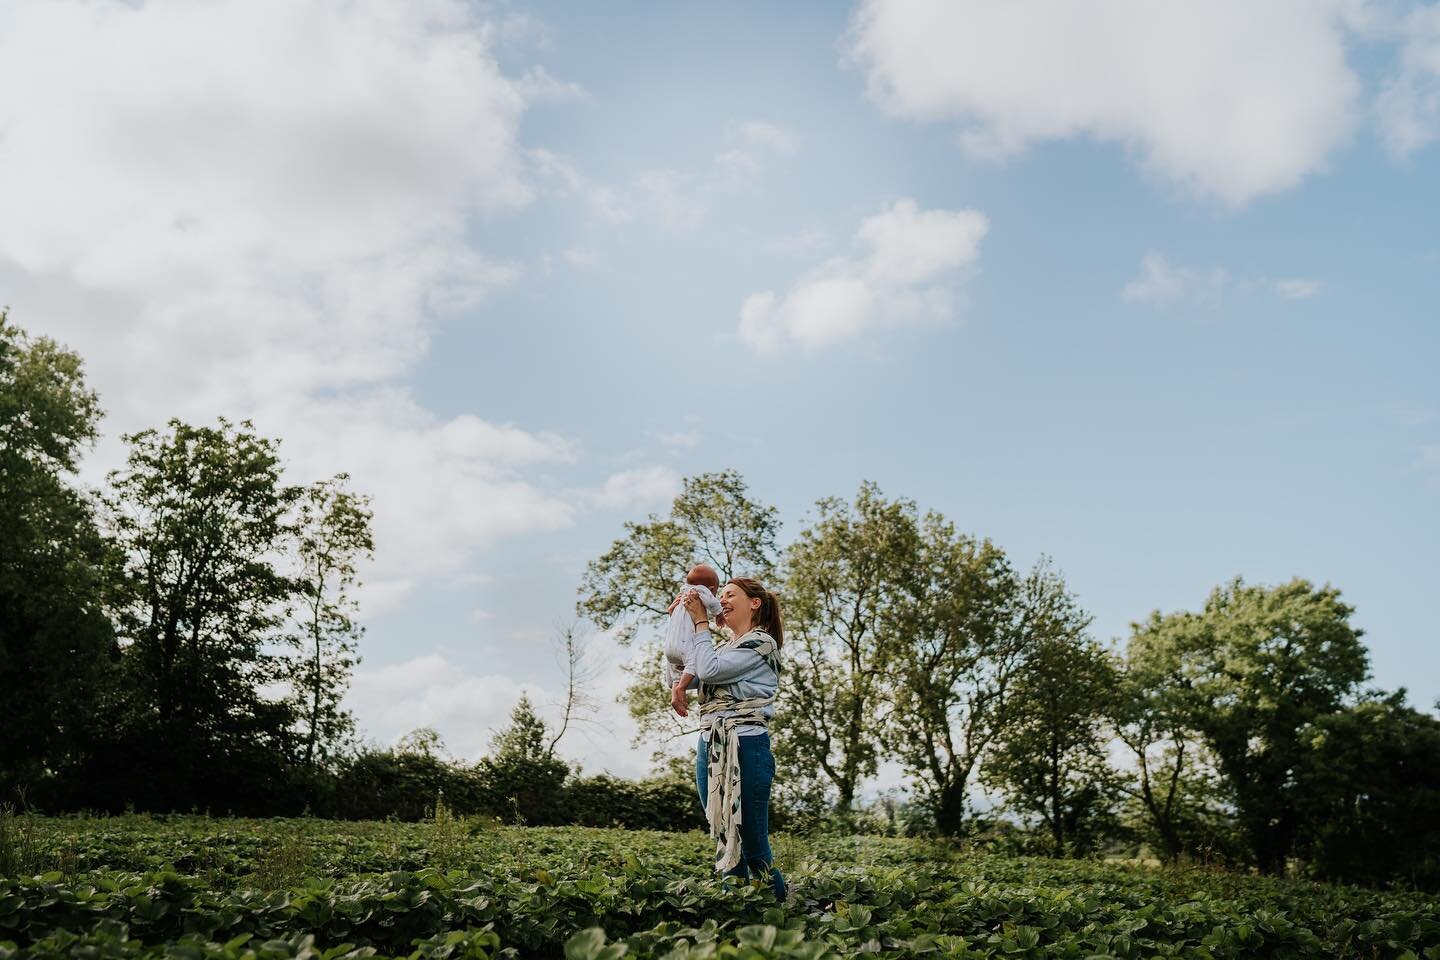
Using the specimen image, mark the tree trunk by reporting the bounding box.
[934,780,967,837]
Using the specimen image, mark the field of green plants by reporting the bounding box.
[1,816,1436,960]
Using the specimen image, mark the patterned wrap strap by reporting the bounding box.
[697,630,779,874]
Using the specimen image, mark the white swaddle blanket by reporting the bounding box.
[661,583,722,686]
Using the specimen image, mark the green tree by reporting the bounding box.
[884,516,1027,836]
[476,694,571,824]
[577,470,779,743]
[1112,613,1234,864]
[1172,578,1370,874]
[0,312,115,799]
[1293,692,1440,890]
[777,482,921,812]
[290,474,372,767]
[100,418,303,809]
[983,573,1119,855]
[326,729,487,821]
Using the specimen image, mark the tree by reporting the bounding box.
[290,474,372,767]
[983,573,1118,855]
[1293,692,1440,890]
[579,470,779,637]
[0,312,115,799]
[326,728,487,821]
[100,418,303,810]
[1171,578,1370,874]
[777,482,921,812]
[1112,613,1233,864]
[547,621,602,755]
[883,516,1028,836]
[577,470,780,743]
[476,694,571,824]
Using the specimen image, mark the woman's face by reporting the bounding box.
[718,582,760,631]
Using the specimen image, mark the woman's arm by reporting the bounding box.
[689,626,763,684]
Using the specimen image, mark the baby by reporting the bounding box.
[663,563,723,718]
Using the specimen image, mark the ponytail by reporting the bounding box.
[727,577,784,649]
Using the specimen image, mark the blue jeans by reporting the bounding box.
[695,732,787,902]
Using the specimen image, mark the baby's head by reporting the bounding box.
[686,563,720,592]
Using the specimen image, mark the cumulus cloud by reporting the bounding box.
[0,0,587,612]
[588,466,683,511]
[1378,3,1440,156]
[515,65,589,104]
[260,392,578,612]
[739,199,988,354]
[346,644,648,776]
[847,0,1362,207]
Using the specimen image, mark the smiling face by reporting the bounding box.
[717,581,761,635]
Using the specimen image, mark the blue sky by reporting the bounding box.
[1,0,1436,779]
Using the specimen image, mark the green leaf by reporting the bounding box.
[566,927,608,960]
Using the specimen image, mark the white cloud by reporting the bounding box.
[1122,253,1325,307]
[733,120,798,155]
[516,65,589,104]
[248,392,579,616]
[0,0,586,613]
[527,147,586,193]
[1122,253,1230,306]
[588,466,683,511]
[714,149,764,187]
[493,10,554,52]
[740,199,988,354]
[858,199,988,285]
[529,152,706,228]
[562,246,598,267]
[347,644,650,777]
[848,0,1362,207]
[348,655,548,761]
[631,170,707,228]
[533,121,796,225]
[1378,3,1440,156]
[715,120,798,190]
[1272,278,1324,300]
[574,169,707,227]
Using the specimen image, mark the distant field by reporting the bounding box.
[1,816,1436,959]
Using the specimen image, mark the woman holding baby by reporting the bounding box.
[679,575,787,903]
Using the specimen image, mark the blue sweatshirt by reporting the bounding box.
[689,626,779,739]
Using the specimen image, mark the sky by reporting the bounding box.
[1,0,1437,786]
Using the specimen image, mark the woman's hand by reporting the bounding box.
[667,590,687,615]
[684,591,708,624]
[670,681,688,717]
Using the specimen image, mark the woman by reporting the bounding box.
[682,576,787,902]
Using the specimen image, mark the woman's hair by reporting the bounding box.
[728,577,784,648]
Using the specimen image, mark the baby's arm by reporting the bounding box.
[670,672,694,716]
[671,641,698,715]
